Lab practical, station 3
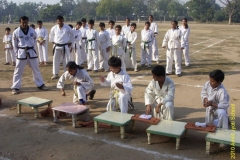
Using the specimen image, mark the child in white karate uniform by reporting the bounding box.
[86,19,99,72]
[141,22,154,68]
[112,25,127,71]
[72,21,82,65]
[106,20,115,56]
[3,27,16,66]
[57,61,96,105]
[125,23,138,71]
[100,56,133,113]
[98,22,111,72]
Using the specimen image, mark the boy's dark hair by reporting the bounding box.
[14,27,18,30]
[131,23,137,28]
[81,18,87,22]
[145,21,150,25]
[109,20,115,25]
[19,16,28,22]
[115,25,122,30]
[37,20,42,24]
[152,65,165,77]
[88,19,94,25]
[209,70,224,82]
[30,24,35,28]
[126,17,130,21]
[108,56,122,68]
[172,20,179,29]
[149,15,154,19]
[76,21,82,25]
[5,27,11,31]
[182,18,188,29]
[99,22,105,27]
[66,61,83,70]
[68,24,73,28]
[56,15,64,20]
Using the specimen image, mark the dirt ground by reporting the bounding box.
[0,21,240,160]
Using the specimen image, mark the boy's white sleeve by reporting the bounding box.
[121,75,133,94]
[80,70,94,89]
[201,82,209,103]
[44,28,48,41]
[161,80,175,104]
[105,32,111,47]
[131,32,137,45]
[180,32,185,48]
[162,31,169,47]
[49,27,54,42]
[100,73,111,86]
[12,30,18,53]
[69,28,74,44]
[57,71,69,89]
[145,80,156,105]
[217,90,229,110]
[154,23,158,34]
[3,36,5,43]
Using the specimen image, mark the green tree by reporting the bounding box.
[39,4,64,22]
[219,0,240,24]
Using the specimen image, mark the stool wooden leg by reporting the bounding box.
[94,121,98,133]
[184,129,188,138]
[72,114,77,128]
[120,126,125,139]
[206,141,211,154]
[176,138,180,150]
[17,104,21,114]
[132,120,135,130]
[34,107,38,118]
[147,133,151,145]
[48,103,52,108]
[53,110,58,123]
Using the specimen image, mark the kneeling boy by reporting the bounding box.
[99,56,133,113]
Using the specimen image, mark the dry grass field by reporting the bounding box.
[0,21,239,160]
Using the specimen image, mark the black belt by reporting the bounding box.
[82,37,87,40]
[19,46,34,50]
[53,43,68,57]
[18,46,37,59]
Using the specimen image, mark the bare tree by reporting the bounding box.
[219,0,240,24]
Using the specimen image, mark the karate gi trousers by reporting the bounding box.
[37,43,48,62]
[5,49,16,63]
[53,45,70,75]
[166,48,182,75]
[99,48,109,71]
[205,106,228,129]
[153,102,174,120]
[87,49,99,70]
[182,45,190,66]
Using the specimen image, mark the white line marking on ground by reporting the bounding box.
[0,112,195,160]
[191,36,233,55]
[193,38,215,46]
[0,156,11,160]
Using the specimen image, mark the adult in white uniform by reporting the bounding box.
[86,19,99,72]
[145,65,175,120]
[149,15,159,63]
[121,18,131,37]
[35,20,48,65]
[162,20,185,77]
[3,27,16,66]
[57,61,95,105]
[68,24,75,62]
[201,70,229,129]
[100,56,133,113]
[141,22,154,68]
[80,18,89,63]
[49,15,74,80]
[106,20,115,56]
[112,25,127,71]
[179,18,190,67]
[11,16,48,94]
[98,22,111,72]
[72,21,82,65]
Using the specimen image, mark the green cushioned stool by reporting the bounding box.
[17,97,52,118]
[146,120,187,150]
[94,111,134,139]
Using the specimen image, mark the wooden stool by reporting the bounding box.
[94,111,134,139]
[17,97,52,118]
[52,102,89,128]
[146,120,187,150]
[205,129,240,154]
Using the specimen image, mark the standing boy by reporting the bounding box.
[11,16,48,94]
[112,25,127,71]
[80,18,89,63]
[98,22,111,72]
[86,19,99,72]
[141,22,154,68]
[149,15,159,63]
[3,27,16,66]
[121,18,131,37]
[35,20,48,65]
[106,20,115,56]
[49,15,74,80]
[201,70,229,129]
[125,23,138,71]
[100,56,133,113]
[72,21,82,65]
[162,20,185,77]
[145,65,175,120]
